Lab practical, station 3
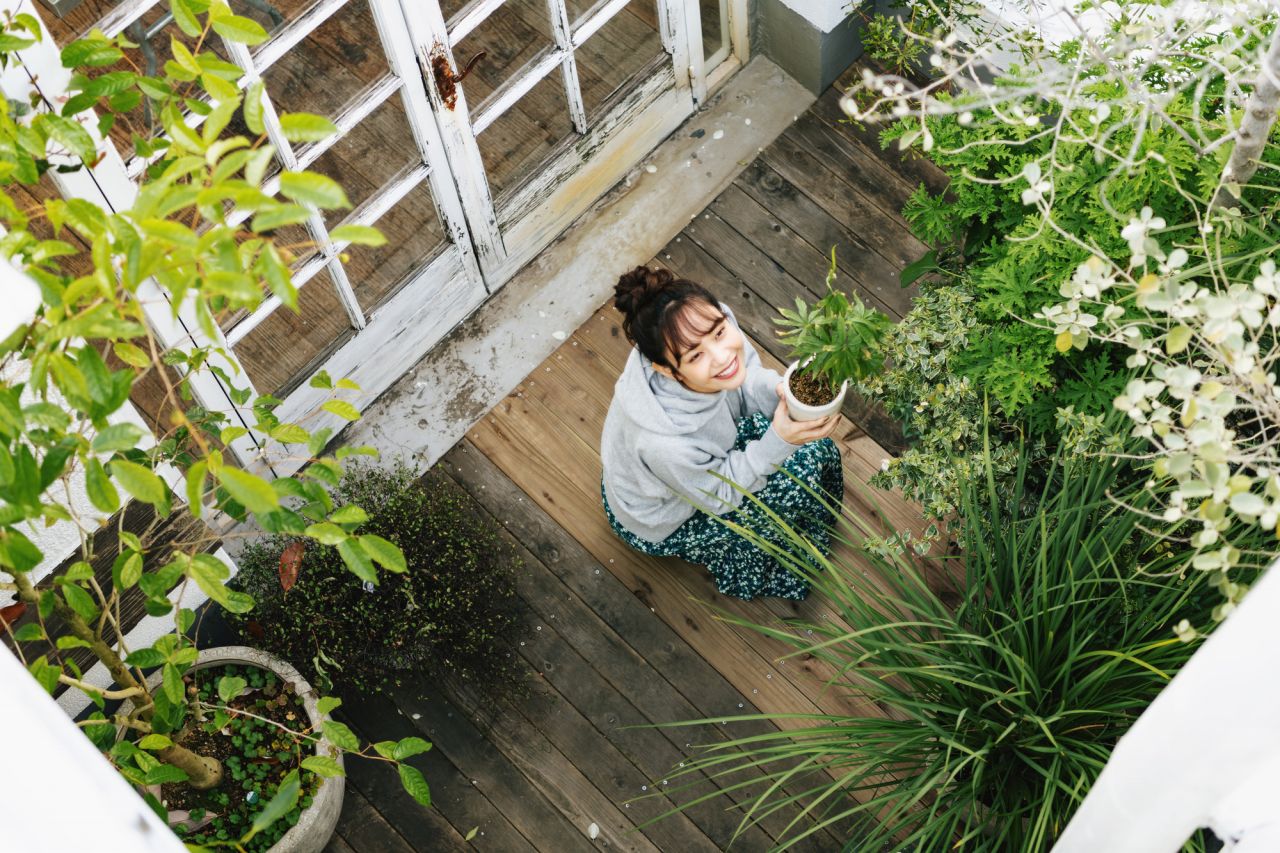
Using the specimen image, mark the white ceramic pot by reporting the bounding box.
[783,359,847,422]
[126,646,344,853]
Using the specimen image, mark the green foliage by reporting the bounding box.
[642,443,1233,851]
[0,4,431,837]
[774,250,891,389]
[229,461,529,698]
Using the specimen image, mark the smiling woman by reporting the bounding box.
[598,266,844,601]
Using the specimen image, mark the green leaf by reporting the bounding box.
[15,624,46,643]
[245,770,301,841]
[337,537,377,585]
[84,458,121,514]
[278,113,339,143]
[186,460,208,517]
[305,522,347,545]
[300,755,345,777]
[39,114,96,163]
[279,171,350,209]
[211,14,269,45]
[144,764,190,785]
[61,39,124,68]
[61,582,100,622]
[29,656,61,694]
[330,224,387,246]
[217,675,247,703]
[317,696,342,715]
[270,423,310,444]
[162,662,184,704]
[321,399,360,422]
[92,422,145,453]
[217,467,280,516]
[398,763,431,807]
[465,827,478,841]
[170,0,202,37]
[372,741,396,759]
[393,736,432,760]
[250,203,310,233]
[243,80,266,136]
[1166,325,1193,355]
[110,459,168,506]
[126,648,166,668]
[138,733,173,750]
[359,534,406,573]
[321,720,360,751]
[119,552,144,589]
[329,505,368,525]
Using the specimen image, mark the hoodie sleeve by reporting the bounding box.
[640,426,799,517]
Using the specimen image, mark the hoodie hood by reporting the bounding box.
[611,347,724,436]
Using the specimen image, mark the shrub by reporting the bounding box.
[230,461,528,697]
[643,440,1239,850]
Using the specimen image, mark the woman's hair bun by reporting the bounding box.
[614,266,674,317]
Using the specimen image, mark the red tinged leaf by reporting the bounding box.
[245,620,265,641]
[278,541,304,593]
[0,601,26,628]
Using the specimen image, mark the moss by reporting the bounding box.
[230,460,528,698]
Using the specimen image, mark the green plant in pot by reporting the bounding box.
[0,6,431,850]
[774,251,891,422]
[228,461,528,700]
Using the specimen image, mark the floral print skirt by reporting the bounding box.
[601,412,844,601]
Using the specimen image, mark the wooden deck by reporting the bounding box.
[324,74,948,851]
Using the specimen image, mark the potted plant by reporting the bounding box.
[229,462,528,700]
[0,7,429,850]
[773,251,891,421]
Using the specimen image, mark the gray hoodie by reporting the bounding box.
[601,302,800,543]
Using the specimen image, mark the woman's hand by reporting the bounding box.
[771,382,841,445]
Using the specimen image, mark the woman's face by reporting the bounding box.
[651,302,748,394]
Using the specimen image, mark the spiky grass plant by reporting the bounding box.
[635,440,1220,851]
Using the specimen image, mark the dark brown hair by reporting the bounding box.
[613,266,723,372]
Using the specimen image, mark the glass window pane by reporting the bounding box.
[576,0,663,122]
[233,268,354,396]
[477,71,573,200]
[453,0,554,108]
[342,180,448,314]
[230,0,326,39]
[700,0,725,60]
[263,0,389,119]
[303,93,421,227]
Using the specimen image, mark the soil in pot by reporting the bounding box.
[789,368,838,406]
[160,663,321,851]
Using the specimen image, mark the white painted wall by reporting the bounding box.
[776,0,851,32]
[0,644,184,852]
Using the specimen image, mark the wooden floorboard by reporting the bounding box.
[334,62,950,852]
[441,440,848,850]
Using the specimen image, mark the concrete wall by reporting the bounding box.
[751,0,871,94]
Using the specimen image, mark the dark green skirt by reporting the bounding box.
[601,412,843,601]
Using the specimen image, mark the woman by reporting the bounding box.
[600,266,844,601]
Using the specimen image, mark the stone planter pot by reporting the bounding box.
[129,645,344,853]
[784,358,848,422]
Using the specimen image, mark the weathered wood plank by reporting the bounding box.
[323,834,358,853]
[442,439,851,850]
[382,683,599,853]
[328,784,420,853]
[786,109,918,224]
[760,129,927,271]
[732,158,913,320]
[818,71,951,198]
[339,697,535,852]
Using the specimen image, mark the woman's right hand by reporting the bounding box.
[771,382,840,445]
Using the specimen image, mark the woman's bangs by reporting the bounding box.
[663,299,724,364]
